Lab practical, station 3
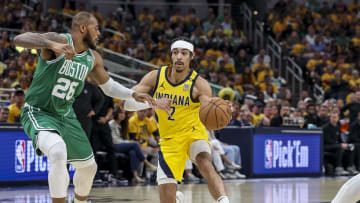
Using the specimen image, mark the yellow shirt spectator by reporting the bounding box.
[292,43,305,56]
[273,20,287,34]
[252,113,264,126]
[224,63,235,73]
[200,60,217,71]
[352,37,360,47]
[128,111,158,146]
[8,103,22,123]
[257,69,274,83]
[337,63,351,71]
[25,61,37,71]
[306,59,323,72]
[330,14,341,24]
[342,74,353,81]
[321,73,334,90]
[259,82,278,93]
[138,13,154,22]
[350,78,360,88]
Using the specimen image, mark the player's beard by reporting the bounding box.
[84,32,96,49]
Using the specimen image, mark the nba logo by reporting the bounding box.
[264,139,273,169]
[15,140,25,173]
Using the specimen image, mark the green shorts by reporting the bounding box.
[21,103,93,163]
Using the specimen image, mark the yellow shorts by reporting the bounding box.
[158,135,210,183]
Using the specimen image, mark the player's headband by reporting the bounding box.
[171,40,194,53]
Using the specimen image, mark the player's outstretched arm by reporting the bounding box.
[89,50,155,106]
[13,32,75,60]
[124,70,171,113]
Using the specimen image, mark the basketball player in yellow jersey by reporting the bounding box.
[124,37,230,203]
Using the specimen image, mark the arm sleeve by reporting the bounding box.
[99,78,134,100]
[124,99,151,111]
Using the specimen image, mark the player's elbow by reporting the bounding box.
[13,35,22,46]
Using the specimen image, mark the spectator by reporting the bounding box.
[73,81,104,139]
[128,109,159,147]
[270,102,291,127]
[318,104,330,127]
[303,103,322,128]
[259,104,273,126]
[251,48,271,67]
[91,91,118,180]
[128,109,159,174]
[341,90,360,124]
[209,130,245,180]
[251,101,264,126]
[7,89,24,123]
[323,111,356,175]
[0,106,9,123]
[109,108,157,183]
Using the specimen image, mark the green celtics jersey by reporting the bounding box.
[25,33,95,116]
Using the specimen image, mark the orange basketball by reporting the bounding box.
[199,97,231,130]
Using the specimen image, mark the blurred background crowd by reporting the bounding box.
[2,0,360,184]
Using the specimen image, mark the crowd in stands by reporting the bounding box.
[3,0,360,182]
[266,0,360,176]
[0,0,247,183]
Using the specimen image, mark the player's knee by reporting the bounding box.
[73,160,97,196]
[196,153,213,170]
[88,161,98,175]
[48,141,67,162]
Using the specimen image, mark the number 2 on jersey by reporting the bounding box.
[168,106,176,121]
[52,77,79,100]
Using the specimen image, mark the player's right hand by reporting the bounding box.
[132,92,156,107]
[50,42,75,60]
[155,98,171,115]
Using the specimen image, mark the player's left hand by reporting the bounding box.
[132,92,156,107]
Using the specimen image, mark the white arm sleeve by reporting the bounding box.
[124,99,151,111]
[99,78,134,100]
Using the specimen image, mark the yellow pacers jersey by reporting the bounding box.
[153,66,207,140]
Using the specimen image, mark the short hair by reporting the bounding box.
[72,12,94,30]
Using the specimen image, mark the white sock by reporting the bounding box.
[217,196,229,203]
[332,173,360,203]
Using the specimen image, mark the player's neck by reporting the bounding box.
[71,33,88,54]
[169,67,190,83]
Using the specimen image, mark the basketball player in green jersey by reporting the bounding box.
[14,12,159,203]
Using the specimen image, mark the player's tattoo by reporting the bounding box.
[13,32,67,49]
[42,32,68,44]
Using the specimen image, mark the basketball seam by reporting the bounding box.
[199,101,212,114]
[204,102,213,124]
[216,105,231,123]
[214,105,219,129]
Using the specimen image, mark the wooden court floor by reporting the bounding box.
[0,177,353,203]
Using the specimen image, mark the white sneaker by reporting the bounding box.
[176,191,184,203]
[219,172,227,180]
[234,171,246,179]
[224,172,237,179]
[227,162,241,170]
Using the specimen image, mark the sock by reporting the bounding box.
[217,196,229,203]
